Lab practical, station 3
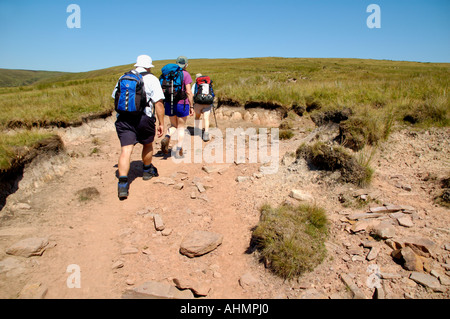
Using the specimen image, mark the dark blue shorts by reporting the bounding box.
[164,102,190,118]
[115,114,156,147]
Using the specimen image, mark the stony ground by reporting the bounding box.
[0,107,449,299]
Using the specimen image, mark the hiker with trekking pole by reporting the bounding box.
[192,73,216,142]
[159,56,194,159]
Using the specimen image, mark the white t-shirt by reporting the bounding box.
[112,67,165,117]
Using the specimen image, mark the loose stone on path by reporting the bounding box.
[409,272,442,292]
[122,281,194,299]
[153,214,165,231]
[153,177,175,186]
[6,237,49,258]
[289,189,313,202]
[179,231,223,258]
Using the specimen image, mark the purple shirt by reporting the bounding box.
[180,70,192,105]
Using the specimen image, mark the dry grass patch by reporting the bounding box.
[251,203,328,279]
[296,141,374,187]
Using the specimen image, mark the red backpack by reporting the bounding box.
[194,76,215,104]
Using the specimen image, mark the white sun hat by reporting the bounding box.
[134,55,154,68]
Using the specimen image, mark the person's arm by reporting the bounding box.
[185,83,194,115]
[112,81,119,99]
[154,99,165,138]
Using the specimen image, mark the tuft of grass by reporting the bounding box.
[435,189,450,208]
[296,141,374,187]
[355,146,376,187]
[402,96,449,128]
[435,174,450,208]
[338,116,381,151]
[76,187,100,202]
[90,147,99,155]
[251,203,328,279]
[279,129,294,140]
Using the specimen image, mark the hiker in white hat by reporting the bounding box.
[112,54,165,200]
[135,54,155,68]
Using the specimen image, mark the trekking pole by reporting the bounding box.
[170,79,174,115]
[212,103,218,129]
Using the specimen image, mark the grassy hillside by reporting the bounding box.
[0,68,68,88]
[0,57,449,171]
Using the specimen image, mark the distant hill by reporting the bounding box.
[0,69,69,87]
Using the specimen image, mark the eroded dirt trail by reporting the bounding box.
[0,112,284,299]
[1,110,449,300]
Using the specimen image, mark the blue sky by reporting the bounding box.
[0,0,449,72]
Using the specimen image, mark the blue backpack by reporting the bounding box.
[159,64,187,106]
[114,70,147,115]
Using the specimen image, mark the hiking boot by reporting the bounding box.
[161,136,170,154]
[143,164,159,181]
[118,177,129,200]
[174,147,184,159]
[202,132,210,142]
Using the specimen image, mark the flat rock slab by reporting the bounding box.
[180,231,223,258]
[153,177,175,186]
[173,277,211,296]
[6,237,49,257]
[202,165,230,174]
[239,272,259,289]
[371,221,396,239]
[0,257,26,274]
[289,189,313,202]
[340,274,367,299]
[122,281,194,299]
[409,272,442,291]
[18,282,48,299]
[369,205,402,213]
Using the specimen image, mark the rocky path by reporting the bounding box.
[0,109,449,299]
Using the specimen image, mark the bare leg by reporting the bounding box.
[194,107,202,136]
[118,144,134,177]
[162,116,178,154]
[168,116,178,137]
[203,110,211,133]
[176,116,187,150]
[142,143,153,166]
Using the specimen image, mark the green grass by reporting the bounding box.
[0,131,55,171]
[0,57,448,172]
[1,58,448,129]
[0,68,68,88]
[251,203,328,279]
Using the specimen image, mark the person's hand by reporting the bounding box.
[189,107,194,116]
[157,124,164,138]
